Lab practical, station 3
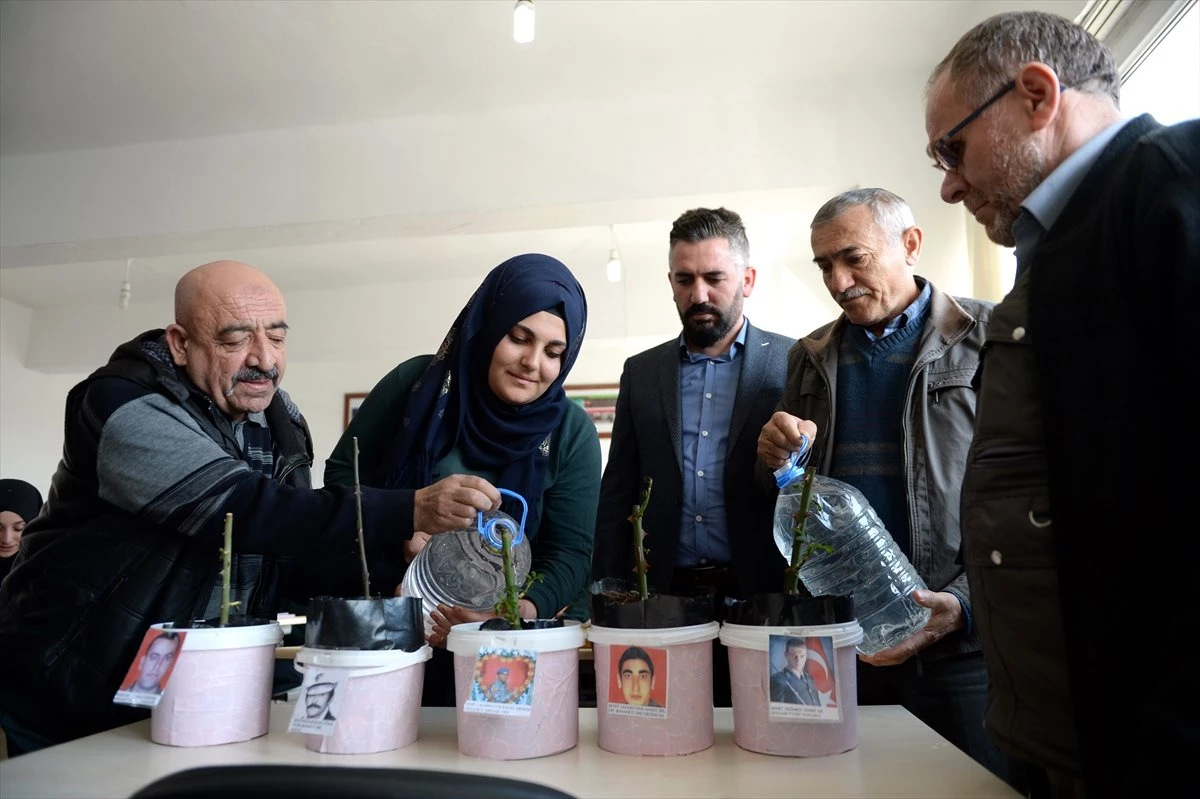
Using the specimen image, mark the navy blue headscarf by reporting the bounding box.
[375,254,588,538]
[0,478,42,579]
[0,479,42,524]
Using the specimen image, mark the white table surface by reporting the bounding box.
[0,703,1021,798]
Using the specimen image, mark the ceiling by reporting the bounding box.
[0,0,1088,312]
[0,0,1088,156]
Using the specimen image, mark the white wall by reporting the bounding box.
[2,86,838,247]
[0,298,84,496]
[0,74,967,275]
[0,71,972,492]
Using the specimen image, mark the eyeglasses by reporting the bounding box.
[930,79,1071,172]
[929,80,1016,172]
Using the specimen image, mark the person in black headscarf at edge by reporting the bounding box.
[325,253,600,706]
[0,479,43,582]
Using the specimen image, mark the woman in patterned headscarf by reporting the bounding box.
[325,254,599,703]
[0,478,43,581]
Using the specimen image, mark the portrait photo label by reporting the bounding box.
[288,666,352,736]
[112,628,188,709]
[607,643,668,719]
[464,646,538,717]
[766,633,843,723]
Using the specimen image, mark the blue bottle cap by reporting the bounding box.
[477,487,528,548]
[772,434,812,489]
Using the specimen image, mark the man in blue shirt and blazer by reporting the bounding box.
[593,207,794,705]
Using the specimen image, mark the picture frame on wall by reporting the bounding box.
[564,383,620,438]
[343,393,368,431]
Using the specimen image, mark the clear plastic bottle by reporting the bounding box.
[400,488,532,635]
[773,445,931,655]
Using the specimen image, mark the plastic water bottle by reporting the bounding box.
[400,488,532,635]
[773,445,931,655]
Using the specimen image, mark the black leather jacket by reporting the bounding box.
[0,331,316,745]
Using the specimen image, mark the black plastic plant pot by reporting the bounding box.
[306,595,424,652]
[722,592,855,627]
[588,577,716,629]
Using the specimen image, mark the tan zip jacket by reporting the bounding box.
[772,279,991,661]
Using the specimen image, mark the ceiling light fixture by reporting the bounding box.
[513,0,535,44]
[606,225,622,283]
[118,258,133,310]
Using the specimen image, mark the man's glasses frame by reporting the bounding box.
[931,78,1070,172]
[930,79,1016,172]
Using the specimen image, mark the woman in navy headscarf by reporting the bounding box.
[0,478,43,581]
[325,254,599,702]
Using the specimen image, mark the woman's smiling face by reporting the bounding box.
[0,510,27,558]
[487,311,567,406]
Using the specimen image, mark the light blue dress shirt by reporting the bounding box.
[676,320,749,567]
[1013,118,1133,276]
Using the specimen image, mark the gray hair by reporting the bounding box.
[810,188,916,241]
[929,11,1119,107]
[669,207,750,268]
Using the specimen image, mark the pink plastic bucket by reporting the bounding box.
[448,620,584,760]
[719,620,862,757]
[295,645,432,754]
[588,621,719,756]
[149,621,282,747]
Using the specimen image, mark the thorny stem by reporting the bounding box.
[220,513,234,627]
[352,436,371,598]
[493,525,542,628]
[632,476,653,600]
[497,528,521,628]
[783,468,831,595]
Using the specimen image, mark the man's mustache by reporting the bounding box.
[836,288,871,305]
[224,367,280,397]
[685,304,720,320]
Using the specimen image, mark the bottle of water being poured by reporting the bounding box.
[773,443,931,655]
[400,488,532,636]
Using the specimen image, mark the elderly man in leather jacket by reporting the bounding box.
[0,260,463,755]
[757,188,1022,790]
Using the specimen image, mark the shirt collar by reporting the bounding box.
[1020,117,1132,233]
[244,410,269,428]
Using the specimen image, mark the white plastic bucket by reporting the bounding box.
[149,621,283,747]
[447,620,584,760]
[587,621,719,756]
[719,620,863,757]
[294,645,432,754]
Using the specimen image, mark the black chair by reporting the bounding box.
[129,764,578,799]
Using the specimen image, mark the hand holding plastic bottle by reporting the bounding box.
[401,486,533,641]
[857,588,965,666]
[758,411,819,470]
[413,474,501,533]
[770,449,933,655]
